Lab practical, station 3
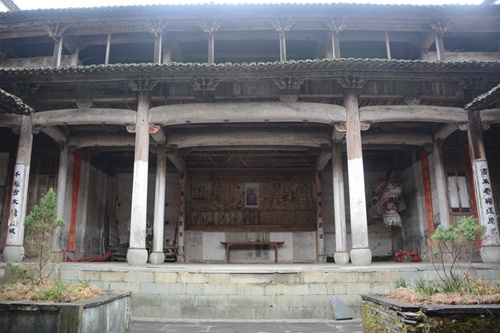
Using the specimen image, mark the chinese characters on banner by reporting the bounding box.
[6,164,27,245]
[473,160,500,246]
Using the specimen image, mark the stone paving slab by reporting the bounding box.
[130,319,364,333]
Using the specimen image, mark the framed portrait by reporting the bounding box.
[245,183,259,207]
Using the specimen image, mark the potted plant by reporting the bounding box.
[0,188,131,333]
[362,216,500,333]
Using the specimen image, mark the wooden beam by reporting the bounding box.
[166,128,331,149]
[67,133,135,148]
[150,102,346,126]
[32,108,137,127]
[359,105,467,124]
[362,132,433,146]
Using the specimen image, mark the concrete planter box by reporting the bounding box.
[362,294,500,333]
[0,291,131,333]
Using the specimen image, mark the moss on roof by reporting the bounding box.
[0,88,34,115]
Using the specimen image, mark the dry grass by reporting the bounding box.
[0,282,106,303]
[390,287,500,305]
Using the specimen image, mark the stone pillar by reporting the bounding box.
[432,141,450,228]
[315,173,325,262]
[344,89,372,266]
[332,142,349,265]
[150,143,167,265]
[467,109,500,264]
[52,144,69,255]
[4,115,33,262]
[127,90,151,266]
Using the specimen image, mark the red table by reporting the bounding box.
[220,241,284,263]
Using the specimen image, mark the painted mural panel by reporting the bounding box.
[187,169,315,229]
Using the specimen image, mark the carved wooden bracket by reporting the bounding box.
[430,19,451,37]
[404,96,421,105]
[76,98,94,109]
[273,76,305,91]
[271,18,294,34]
[190,76,220,92]
[9,82,40,100]
[337,76,366,90]
[129,78,159,92]
[44,23,67,41]
[146,20,169,37]
[199,20,222,34]
[325,17,347,32]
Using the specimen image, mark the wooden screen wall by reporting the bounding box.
[186,169,316,231]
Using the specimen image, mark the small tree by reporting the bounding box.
[23,188,66,285]
[429,216,486,290]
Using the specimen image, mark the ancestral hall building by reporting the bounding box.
[1,2,499,266]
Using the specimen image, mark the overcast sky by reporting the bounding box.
[5,0,489,11]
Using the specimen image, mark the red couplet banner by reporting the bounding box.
[66,151,82,252]
[420,151,435,241]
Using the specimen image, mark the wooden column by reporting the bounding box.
[53,36,63,67]
[326,18,344,59]
[127,90,151,266]
[344,89,372,266]
[278,30,286,62]
[432,140,451,227]
[315,173,325,262]
[200,21,220,64]
[385,31,392,60]
[154,31,163,64]
[435,33,446,61]
[272,19,292,62]
[52,144,69,255]
[105,33,111,65]
[208,31,215,64]
[4,115,33,262]
[467,109,500,263]
[332,142,349,265]
[150,143,167,264]
[177,175,186,261]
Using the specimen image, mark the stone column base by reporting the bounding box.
[334,251,350,265]
[480,246,500,264]
[2,245,24,262]
[149,251,165,265]
[350,248,372,266]
[127,248,148,266]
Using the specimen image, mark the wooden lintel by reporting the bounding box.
[42,126,67,143]
[315,149,332,172]
[433,124,457,141]
[333,123,346,142]
[166,147,186,172]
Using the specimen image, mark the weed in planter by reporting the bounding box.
[2,188,105,303]
[23,188,66,286]
[429,216,486,291]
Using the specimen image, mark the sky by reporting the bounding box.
[3,0,490,11]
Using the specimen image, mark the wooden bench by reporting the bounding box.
[220,241,284,263]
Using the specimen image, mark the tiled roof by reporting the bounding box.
[0,88,34,115]
[2,58,500,76]
[465,83,500,112]
[0,3,489,19]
